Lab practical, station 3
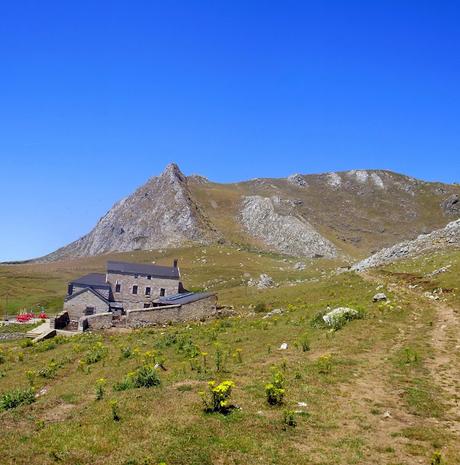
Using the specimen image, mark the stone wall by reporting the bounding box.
[50,310,70,329]
[126,295,217,327]
[64,289,109,321]
[79,312,113,331]
[107,271,180,310]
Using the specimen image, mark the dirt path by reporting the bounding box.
[363,271,460,432]
[425,298,460,434]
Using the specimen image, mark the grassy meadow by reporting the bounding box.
[0,245,459,465]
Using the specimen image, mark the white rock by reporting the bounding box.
[279,343,288,350]
[323,307,359,327]
[373,293,388,302]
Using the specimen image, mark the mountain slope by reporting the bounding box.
[41,164,460,261]
[352,218,460,271]
[43,164,218,261]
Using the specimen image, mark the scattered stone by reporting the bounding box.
[293,262,306,271]
[382,411,391,419]
[373,293,388,302]
[297,401,307,407]
[279,343,288,350]
[262,308,284,319]
[248,274,276,289]
[425,265,451,278]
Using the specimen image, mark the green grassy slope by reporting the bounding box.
[1,248,459,465]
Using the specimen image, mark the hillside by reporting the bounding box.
[1,247,459,465]
[39,164,460,262]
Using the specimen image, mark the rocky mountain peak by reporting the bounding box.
[160,162,186,184]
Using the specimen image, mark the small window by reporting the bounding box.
[85,307,95,316]
[145,287,151,296]
[160,288,165,297]
[67,283,73,296]
[115,283,121,293]
[143,303,150,308]
[147,275,151,280]
[132,285,138,295]
[134,274,139,279]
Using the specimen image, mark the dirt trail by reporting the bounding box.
[363,271,460,434]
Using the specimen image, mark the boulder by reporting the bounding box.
[323,307,359,327]
[373,293,388,302]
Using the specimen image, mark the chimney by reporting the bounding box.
[173,259,178,268]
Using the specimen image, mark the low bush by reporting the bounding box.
[114,364,161,391]
[0,387,35,411]
[254,302,267,313]
[282,410,297,428]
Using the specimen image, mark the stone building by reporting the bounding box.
[64,260,187,320]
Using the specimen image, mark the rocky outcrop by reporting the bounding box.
[42,164,218,261]
[240,196,337,258]
[441,194,460,216]
[352,219,460,271]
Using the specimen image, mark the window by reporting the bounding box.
[160,288,165,297]
[85,307,95,315]
[143,303,150,308]
[67,284,73,296]
[145,287,151,296]
[115,283,121,293]
[132,285,138,295]
[147,275,151,280]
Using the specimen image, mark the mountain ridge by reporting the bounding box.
[37,163,460,262]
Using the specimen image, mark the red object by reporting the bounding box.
[15,312,36,323]
[39,312,48,319]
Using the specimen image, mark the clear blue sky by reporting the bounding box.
[0,1,459,261]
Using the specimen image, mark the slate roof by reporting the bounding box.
[157,292,214,305]
[70,273,110,288]
[64,286,110,304]
[107,261,179,279]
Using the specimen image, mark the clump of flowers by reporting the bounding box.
[317,353,333,374]
[233,348,243,364]
[200,380,235,414]
[84,342,108,365]
[109,399,121,422]
[95,378,106,400]
[265,370,285,405]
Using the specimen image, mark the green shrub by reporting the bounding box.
[200,380,235,414]
[282,410,297,428]
[254,302,267,313]
[120,346,133,359]
[299,334,310,352]
[114,364,161,391]
[20,339,33,348]
[0,349,5,364]
[265,370,285,405]
[0,387,35,411]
